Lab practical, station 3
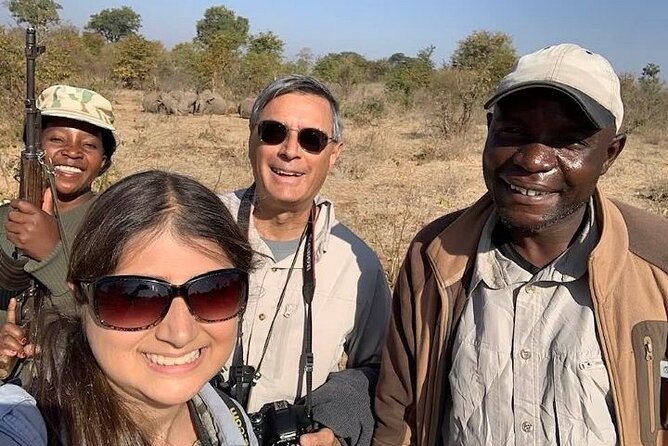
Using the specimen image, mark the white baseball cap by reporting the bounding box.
[485,44,624,132]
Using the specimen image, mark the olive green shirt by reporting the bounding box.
[0,198,94,324]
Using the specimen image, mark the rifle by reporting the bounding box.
[16,27,46,325]
[0,27,45,381]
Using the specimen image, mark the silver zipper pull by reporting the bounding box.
[644,336,654,361]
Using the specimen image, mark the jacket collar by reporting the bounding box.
[425,189,629,304]
[588,188,629,304]
[426,193,494,291]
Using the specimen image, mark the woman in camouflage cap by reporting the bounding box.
[0,85,117,377]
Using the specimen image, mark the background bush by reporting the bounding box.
[0,2,665,146]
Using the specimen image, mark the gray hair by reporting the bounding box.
[249,75,343,142]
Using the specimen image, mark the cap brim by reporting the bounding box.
[41,109,115,132]
[39,110,117,156]
[484,81,615,130]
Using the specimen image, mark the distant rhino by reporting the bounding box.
[238,97,255,119]
[195,89,214,113]
[198,91,236,115]
[179,90,198,114]
[142,91,163,113]
[160,91,197,115]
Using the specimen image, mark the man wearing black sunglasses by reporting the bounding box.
[220,75,391,446]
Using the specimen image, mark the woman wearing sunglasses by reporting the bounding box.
[0,170,258,446]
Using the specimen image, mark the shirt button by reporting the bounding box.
[521,421,533,433]
[525,284,535,294]
[520,349,532,360]
[258,313,266,321]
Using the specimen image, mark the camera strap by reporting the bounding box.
[296,205,316,424]
[226,185,257,408]
[233,184,316,421]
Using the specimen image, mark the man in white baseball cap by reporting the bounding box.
[373,44,668,446]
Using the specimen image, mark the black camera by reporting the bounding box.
[249,400,315,446]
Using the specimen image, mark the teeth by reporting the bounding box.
[55,165,83,174]
[272,168,301,177]
[509,183,548,196]
[145,349,200,366]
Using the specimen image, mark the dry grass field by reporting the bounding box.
[2,89,667,282]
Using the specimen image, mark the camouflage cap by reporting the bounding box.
[37,85,115,131]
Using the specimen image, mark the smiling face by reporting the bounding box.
[248,92,343,213]
[483,88,625,233]
[84,230,237,408]
[42,117,106,205]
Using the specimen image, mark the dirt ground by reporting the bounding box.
[4,89,668,282]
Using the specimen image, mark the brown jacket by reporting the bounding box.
[372,190,668,446]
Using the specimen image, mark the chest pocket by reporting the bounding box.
[632,320,668,446]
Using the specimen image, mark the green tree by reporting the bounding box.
[0,26,24,147]
[287,47,314,75]
[385,46,435,105]
[0,25,24,128]
[247,31,282,55]
[150,42,201,90]
[86,6,142,42]
[39,25,86,85]
[639,62,661,94]
[81,30,106,55]
[196,31,243,90]
[5,0,61,31]
[314,51,374,90]
[170,41,201,76]
[641,62,661,81]
[195,5,248,49]
[112,34,161,88]
[240,32,284,95]
[387,52,411,68]
[621,63,667,132]
[450,30,517,89]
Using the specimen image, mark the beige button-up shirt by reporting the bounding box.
[446,201,617,445]
[220,190,391,413]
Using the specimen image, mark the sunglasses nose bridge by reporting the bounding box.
[276,128,302,157]
[153,297,199,348]
[170,283,188,298]
[164,284,190,316]
[170,283,210,323]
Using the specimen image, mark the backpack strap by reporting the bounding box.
[212,386,253,446]
[187,399,214,446]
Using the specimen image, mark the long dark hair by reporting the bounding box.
[30,170,253,446]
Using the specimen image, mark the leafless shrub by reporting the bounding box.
[620,66,668,138]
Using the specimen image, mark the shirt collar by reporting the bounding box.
[471,198,599,290]
[249,194,334,266]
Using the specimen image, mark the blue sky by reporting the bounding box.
[2,0,667,77]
